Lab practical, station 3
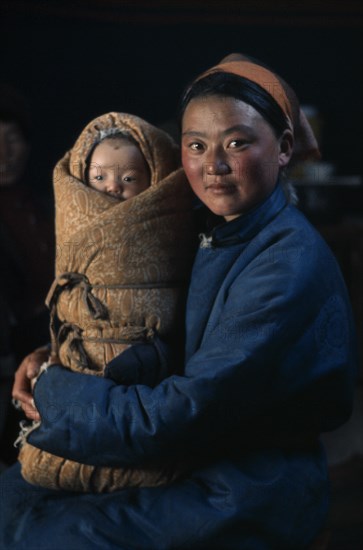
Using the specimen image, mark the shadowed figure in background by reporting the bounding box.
[0,84,54,468]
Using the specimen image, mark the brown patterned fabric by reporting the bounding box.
[18,112,195,492]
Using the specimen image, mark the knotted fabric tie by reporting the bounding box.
[46,272,108,362]
[46,272,108,319]
[57,322,90,371]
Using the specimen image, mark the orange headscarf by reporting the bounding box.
[195,53,320,161]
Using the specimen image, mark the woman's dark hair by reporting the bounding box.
[179,71,289,138]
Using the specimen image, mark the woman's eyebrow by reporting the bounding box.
[182,125,254,138]
[181,130,206,137]
[222,124,254,137]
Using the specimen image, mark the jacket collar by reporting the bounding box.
[199,182,287,249]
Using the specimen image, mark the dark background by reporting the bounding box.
[1,0,362,196]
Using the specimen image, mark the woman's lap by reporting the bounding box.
[0,449,329,550]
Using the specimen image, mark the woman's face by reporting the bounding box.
[181,95,292,220]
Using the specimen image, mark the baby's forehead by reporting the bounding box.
[100,135,134,148]
[95,135,145,160]
[90,136,148,170]
[93,136,141,156]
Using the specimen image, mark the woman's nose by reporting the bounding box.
[205,162,230,175]
[204,151,231,176]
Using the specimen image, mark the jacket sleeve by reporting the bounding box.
[29,238,357,467]
[104,336,171,387]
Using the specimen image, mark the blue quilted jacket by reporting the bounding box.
[0,183,357,549]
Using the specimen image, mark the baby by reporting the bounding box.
[83,129,177,385]
[18,112,195,492]
[87,131,150,201]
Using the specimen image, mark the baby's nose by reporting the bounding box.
[107,174,123,193]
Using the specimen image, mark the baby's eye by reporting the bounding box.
[123,176,135,183]
[93,175,104,181]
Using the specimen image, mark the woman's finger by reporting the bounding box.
[21,397,40,422]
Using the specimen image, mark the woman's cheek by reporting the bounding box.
[182,155,202,186]
[181,149,192,174]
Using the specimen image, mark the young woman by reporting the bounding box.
[3,56,357,549]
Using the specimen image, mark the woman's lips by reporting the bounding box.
[206,183,236,195]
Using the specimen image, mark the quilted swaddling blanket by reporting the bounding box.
[18,112,195,492]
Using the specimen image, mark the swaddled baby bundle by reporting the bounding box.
[18,112,195,492]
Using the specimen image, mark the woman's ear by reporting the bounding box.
[278,129,294,168]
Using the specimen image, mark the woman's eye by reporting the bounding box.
[229,139,246,148]
[189,142,203,151]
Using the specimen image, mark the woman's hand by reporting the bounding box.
[104,337,171,387]
[12,346,50,421]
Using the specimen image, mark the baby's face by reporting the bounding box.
[88,138,150,200]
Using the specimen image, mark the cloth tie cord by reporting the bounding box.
[45,272,109,363]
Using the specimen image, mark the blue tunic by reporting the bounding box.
[0,184,357,549]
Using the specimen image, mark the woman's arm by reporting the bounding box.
[28,237,358,468]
